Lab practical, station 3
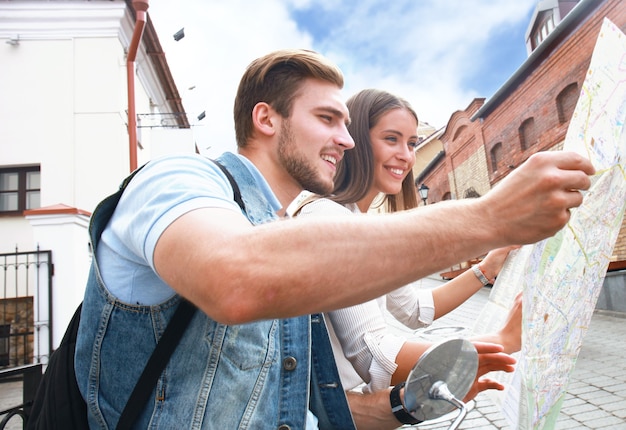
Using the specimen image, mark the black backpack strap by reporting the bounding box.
[115,301,196,430]
[89,163,147,249]
[115,158,245,430]
[212,159,246,211]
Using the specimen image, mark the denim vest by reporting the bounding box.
[75,152,356,429]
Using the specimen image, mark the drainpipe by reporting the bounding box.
[127,0,149,172]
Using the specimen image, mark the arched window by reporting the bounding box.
[556,83,579,124]
[490,142,503,172]
[519,118,536,151]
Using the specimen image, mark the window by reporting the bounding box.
[532,12,555,50]
[519,118,536,151]
[490,142,503,172]
[0,166,40,214]
[556,83,579,124]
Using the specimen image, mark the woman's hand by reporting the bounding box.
[463,341,517,402]
[478,245,520,283]
[497,291,523,354]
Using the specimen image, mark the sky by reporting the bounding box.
[147,0,538,157]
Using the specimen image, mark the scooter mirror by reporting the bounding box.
[403,338,478,423]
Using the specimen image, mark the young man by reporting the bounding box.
[75,49,594,429]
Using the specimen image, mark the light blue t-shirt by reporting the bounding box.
[96,152,279,305]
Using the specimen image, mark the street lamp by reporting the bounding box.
[418,183,429,205]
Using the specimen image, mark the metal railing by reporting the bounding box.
[0,248,53,368]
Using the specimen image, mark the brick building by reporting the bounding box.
[414,0,626,311]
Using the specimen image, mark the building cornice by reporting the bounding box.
[24,203,91,217]
[0,1,127,39]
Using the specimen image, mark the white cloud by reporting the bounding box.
[148,0,537,157]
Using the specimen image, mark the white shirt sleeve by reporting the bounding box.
[326,299,405,392]
[385,283,436,328]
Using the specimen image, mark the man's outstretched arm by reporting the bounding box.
[155,151,594,324]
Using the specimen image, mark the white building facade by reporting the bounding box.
[0,0,193,357]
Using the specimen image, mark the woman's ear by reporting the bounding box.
[252,102,277,137]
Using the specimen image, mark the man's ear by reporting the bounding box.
[252,102,277,137]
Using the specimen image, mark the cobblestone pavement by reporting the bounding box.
[0,276,624,429]
[393,276,626,430]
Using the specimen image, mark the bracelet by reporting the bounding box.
[390,382,421,425]
[472,263,493,286]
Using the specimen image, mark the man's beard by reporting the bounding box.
[277,120,333,195]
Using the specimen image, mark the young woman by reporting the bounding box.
[288,88,520,394]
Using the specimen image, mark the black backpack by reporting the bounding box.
[26,159,245,430]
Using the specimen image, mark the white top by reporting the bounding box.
[287,192,435,393]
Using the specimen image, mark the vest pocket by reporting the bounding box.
[207,319,278,370]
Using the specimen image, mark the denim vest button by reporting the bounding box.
[283,356,297,371]
[278,425,291,430]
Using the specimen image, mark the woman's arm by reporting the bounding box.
[385,246,516,330]
[431,246,517,319]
